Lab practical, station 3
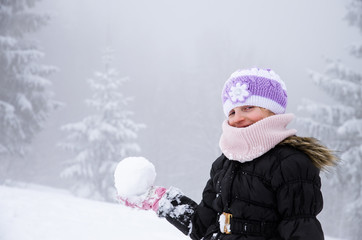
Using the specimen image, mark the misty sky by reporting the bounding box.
[26,0,360,199]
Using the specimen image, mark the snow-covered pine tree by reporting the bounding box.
[0,0,57,181]
[59,48,145,202]
[296,0,362,239]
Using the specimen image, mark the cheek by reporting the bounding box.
[251,113,267,122]
[227,117,238,127]
[227,119,234,126]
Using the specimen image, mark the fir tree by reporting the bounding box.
[59,48,144,201]
[0,0,57,181]
[296,0,362,239]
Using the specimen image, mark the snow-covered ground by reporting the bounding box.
[0,184,342,240]
[0,184,188,240]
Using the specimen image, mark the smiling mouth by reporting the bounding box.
[240,123,254,128]
[234,124,251,128]
[228,121,254,128]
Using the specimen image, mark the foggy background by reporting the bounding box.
[28,0,356,196]
[2,0,361,239]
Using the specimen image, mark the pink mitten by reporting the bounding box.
[118,186,166,211]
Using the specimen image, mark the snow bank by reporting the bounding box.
[114,156,156,197]
[0,185,187,240]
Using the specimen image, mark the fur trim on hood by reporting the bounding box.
[278,136,339,170]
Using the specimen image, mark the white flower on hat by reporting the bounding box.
[229,82,250,103]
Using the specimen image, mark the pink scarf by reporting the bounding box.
[219,113,297,162]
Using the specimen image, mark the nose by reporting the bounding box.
[229,111,245,127]
[234,111,245,122]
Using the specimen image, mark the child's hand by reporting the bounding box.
[117,186,166,211]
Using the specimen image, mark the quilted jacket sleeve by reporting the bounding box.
[157,155,224,240]
[271,149,324,240]
[188,156,224,239]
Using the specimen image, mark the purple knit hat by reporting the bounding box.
[221,68,287,117]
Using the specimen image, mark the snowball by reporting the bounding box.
[114,157,156,197]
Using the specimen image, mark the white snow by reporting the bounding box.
[0,184,342,240]
[16,93,33,111]
[114,156,156,197]
[0,184,188,240]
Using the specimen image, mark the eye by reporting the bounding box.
[228,110,235,116]
[242,106,254,112]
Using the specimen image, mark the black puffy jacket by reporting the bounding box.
[158,137,336,240]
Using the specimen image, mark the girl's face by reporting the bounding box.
[228,106,275,128]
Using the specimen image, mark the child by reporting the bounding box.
[118,68,337,240]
